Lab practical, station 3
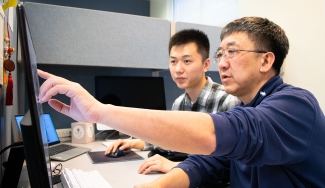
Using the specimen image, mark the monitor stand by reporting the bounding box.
[97,130,133,140]
[0,143,61,188]
[1,144,25,188]
[104,130,120,140]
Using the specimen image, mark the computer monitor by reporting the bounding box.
[17,4,52,187]
[95,76,167,131]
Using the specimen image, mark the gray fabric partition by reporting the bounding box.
[175,22,223,72]
[24,2,170,69]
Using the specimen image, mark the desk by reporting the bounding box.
[57,140,162,187]
[19,138,162,188]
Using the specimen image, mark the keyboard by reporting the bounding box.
[61,168,112,188]
[49,144,77,156]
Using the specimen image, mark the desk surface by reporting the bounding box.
[55,139,162,188]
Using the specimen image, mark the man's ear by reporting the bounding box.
[203,58,210,72]
[260,52,275,73]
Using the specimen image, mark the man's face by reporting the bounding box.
[169,42,209,91]
[218,32,264,101]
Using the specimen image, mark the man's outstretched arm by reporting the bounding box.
[38,70,216,155]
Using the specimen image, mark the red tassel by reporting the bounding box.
[6,73,13,106]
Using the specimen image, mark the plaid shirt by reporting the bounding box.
[171,76,240,113]
[143,77,240,150]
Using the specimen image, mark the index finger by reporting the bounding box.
[104,140,122,155]
[38,70,72,102]
[38,69,56,100]
[105,145,114,155]
[37,69,53,80]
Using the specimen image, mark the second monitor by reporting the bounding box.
[95,76,167,132]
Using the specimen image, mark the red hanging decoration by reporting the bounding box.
[5,73,13,106]
[3,18,15,106]
[4,21,15,106]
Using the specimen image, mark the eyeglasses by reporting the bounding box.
[213,48,267,63]
[52,163,62,176]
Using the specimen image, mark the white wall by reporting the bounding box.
[172,0,238,27]
[151,0,238,27]
[238,0,325,111]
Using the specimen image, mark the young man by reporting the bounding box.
[104,29,239,175]
[38,16,325,187]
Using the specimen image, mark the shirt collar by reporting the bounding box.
[184,76,213,107]
[242,76,283,107]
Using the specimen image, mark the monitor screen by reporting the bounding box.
[43,113,60,144]
[95,76,167,130]
[17,4,52,187]
[14,115,24,133]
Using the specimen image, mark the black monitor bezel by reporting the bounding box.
[17,4,52,188]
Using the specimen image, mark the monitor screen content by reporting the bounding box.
[17,4,52,187]
[43,113,60,144]
[14,115,24,133]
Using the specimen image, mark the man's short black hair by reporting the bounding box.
[169,29,210,61]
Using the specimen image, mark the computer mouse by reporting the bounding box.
[106,148,125,158]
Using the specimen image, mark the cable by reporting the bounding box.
[105,130,118,140]
[0,141,23,156]
[95,130,107,136]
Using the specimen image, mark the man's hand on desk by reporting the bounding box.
[104,139,145,155]
[138,154,180,174]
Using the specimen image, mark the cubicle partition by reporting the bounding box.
[24,2,170,69]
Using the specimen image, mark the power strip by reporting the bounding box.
[56,128,71,138]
